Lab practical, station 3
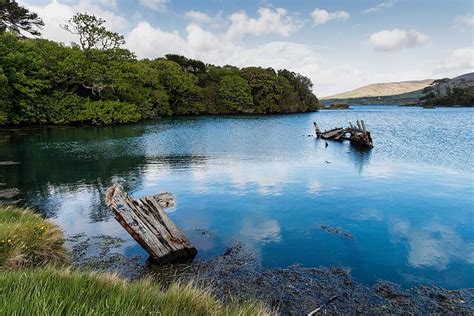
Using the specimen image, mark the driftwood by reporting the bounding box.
[105,184,197,264]
[313,121,373,148]
[307,295,340,315]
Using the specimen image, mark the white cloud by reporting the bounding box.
[225,7,301,40]
[126,22,187,56]
[126,23,323,91]
[25,0,127,44]
[310,9,349,26]
[435,48,474,74]
[95,0,117,8]
[125,17,435,97]
[185,10,211,24]
[369,28,429,51]
[139,0,167,12]
[361,0,397,14]
[455,14,474,28]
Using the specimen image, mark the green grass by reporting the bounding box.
[0,205,68,268]
[0,267,269,315]
[0,206,270,315]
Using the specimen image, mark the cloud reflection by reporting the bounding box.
[239,217,281,244]
[390,219,474,270]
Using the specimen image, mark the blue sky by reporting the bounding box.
[20,0,474,96]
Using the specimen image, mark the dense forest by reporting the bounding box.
[420,78,474,107]
[0,2,319,126]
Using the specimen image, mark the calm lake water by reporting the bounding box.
[0,105,473,288]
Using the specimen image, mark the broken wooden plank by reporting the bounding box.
[319,127,344,140]
[105,184,197,264]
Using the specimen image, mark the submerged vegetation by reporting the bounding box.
[0,3,319,126]
[0,205,268,315]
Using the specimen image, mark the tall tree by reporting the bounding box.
[165,54,206,76]
[218,75,253,113]
[0,0,44,36]
[61,13,124,50]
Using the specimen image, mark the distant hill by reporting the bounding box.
[323,79,434,100]
[322,73,474,105]
[421,73,474,107]
[436,72,474,93]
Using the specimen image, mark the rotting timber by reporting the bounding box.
[313,120,374,148]
[105,184,197,265]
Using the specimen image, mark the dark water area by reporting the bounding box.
[0,105,473,289]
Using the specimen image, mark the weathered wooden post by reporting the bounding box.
[313,122,322,137]
[105,184,197,264]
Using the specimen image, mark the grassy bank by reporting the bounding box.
[0,206,67,268]
[0,267,268,315]
[0,206,269,315]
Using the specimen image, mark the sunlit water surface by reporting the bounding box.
[1,105,473,288]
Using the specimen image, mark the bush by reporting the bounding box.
[82,100,142,125]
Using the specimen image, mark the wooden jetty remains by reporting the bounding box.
[105,184,197,264]
[313,120,373,148]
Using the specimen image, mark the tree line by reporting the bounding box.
[0,1,320,126]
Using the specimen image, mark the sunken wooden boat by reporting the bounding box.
[313,120,373,148]
[105,184,197,264]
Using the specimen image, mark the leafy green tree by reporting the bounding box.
[240,67,282,113]
[0,11,322,126]
[61,13,124,50]
[0,0,44,36]
[199,65,241,113]
[82,100,141,125]
[120,60,171,117]
[218,75,253,113]
[0,65,10,123]
[0,33,53,124]
[149,59,203,115]
[278,69,319,110]
[276,76,300,112]
[165,54,206,76]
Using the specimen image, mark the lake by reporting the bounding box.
[0,105,473,289]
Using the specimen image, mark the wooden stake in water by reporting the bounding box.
[105,184,197,264]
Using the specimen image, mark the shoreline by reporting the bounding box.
[0,110,320,131]
[69,234,474,315]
